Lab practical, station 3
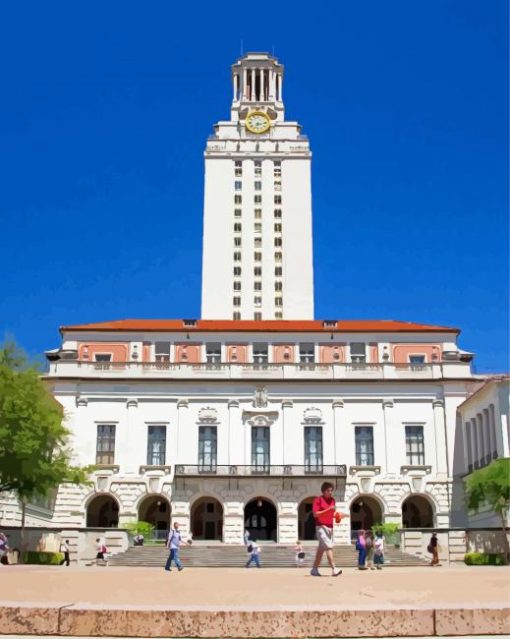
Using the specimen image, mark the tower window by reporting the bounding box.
[274,237,282,247]
[234,208,242,218]
[275,311,283,319]
[254,266,262,276]
[275,297,283,306]
[274,223,282,233]
[254,237,262,247]
[233,266,241,276]
[254,296,262,306]
[254,223,262,233]
[254,160,262,167]
[233,281,241,291]
[234,237,242,247]
[274,181,281,191]
[235,168,242,177]
[274,195,282,204]
[254,252,262,262]
[234,181,242,190]
[254,208,262,218]
[254,195,262,204]
[274,209,282,218]
[234,223,242,232]
[233,252,241,262]
[233,297,241,307]
[234,195,242,204]
[254,312,262,320]
[235,160,242,167]
[275,281,282,291]
[275,266,282,276]
[275,252,282,262]
[254,281,262,291]
[254,181,262,191]
[233,311,241,320]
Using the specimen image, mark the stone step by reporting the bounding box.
[108,544,429,567]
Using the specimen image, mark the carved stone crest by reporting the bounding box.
[253,386,268,408]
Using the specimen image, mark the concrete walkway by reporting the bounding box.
[0,565,508,637]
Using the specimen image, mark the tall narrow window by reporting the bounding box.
[275,281,283,291]
[251,426,270,471]
[350,343,366,363]
[234,237,242,247]
[253,342,268,364]
[233,311,241,320]
[274,195,282,204]
[254,208,262,218]
[299,343,315,363]
[147,425,166,465]
[254,195,262,204]
[304,426,323,471]
[155,341,170,363]
[234,208,242,218]
[274,237,282,247]
[233,281,241,291]
[234,180,242,190]
[206,342,221,364]
[198,426,217,471]
[274,208,282,218]
[234,194,242,204]
[254,311,262,320]
[465,421,473,472]
[233,266,241,276]
[234,222,242,232]
[405,426,425,465]
[96,425,116,465]
[254,181,262,191]
[355,426,374,465]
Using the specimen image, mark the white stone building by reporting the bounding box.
[0,54,491,543]
[452,375,510,528]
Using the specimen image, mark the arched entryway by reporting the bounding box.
[191,497,223,540]
[298,497,317,541]
[244,498,277,542]
[138,495,171,539]
[86,494,119,527]
[402,495,434,528]
[350,495,383,534]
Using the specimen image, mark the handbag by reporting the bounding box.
[427,544,433,553]
[297,551,305,559]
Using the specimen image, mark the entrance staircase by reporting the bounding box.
[108,543,429,568]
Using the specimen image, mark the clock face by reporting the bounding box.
[246,111,271,134]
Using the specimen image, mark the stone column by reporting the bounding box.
[124,398,139,474]
[332,399,345,466]
[433,399,448,477]
[176,399,189,461]
[260,68,265,101]
[233,73,238,101]
[278,500,298,544]
[228,400,240,465]
[269,70,275,100]
[382,399,395,476]
[243,67,247,99]
[281,400,293,465]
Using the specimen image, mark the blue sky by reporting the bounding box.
[0,1,508,372]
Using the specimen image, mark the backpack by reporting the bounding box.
[101,544,108,554]
[247,543,253,553]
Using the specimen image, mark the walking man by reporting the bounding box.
[165,522,185,572]
[59,539,70,566]
[310,481,344,577]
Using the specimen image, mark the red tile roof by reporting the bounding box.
[60,319,459,334]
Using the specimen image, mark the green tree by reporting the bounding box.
[0,341,90,554]
[464,458,510,564]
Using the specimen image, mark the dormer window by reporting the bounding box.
[183,319,197,328]
[322,320,337,328]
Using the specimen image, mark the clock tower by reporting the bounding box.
[201,53,314,320]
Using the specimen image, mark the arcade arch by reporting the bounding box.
[244,497,277,542]
[86,494,119,528]
[191,496,223,541]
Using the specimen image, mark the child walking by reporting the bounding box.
[294,540,305,567]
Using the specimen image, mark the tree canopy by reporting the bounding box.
[464,458,510,519]
[0,341,89,501]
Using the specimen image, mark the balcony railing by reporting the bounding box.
[47,360,472,380]
[174,464,347,477]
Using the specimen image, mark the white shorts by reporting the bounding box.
[316,525,334,550]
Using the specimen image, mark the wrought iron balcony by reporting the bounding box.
[174,464,347,477]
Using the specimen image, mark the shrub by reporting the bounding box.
[372,522,400,544]
[464,552,505,566]
[124,520,155,537]
[22,551,64,565]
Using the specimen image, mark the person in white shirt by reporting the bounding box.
[374,532,384,570]
[59,539,70,566]
[245,538,261,568]
[165,522,185,572]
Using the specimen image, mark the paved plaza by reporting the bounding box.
[0,565,508,607]
[0,565,509,637]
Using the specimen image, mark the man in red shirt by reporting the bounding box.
[310,481,343,577]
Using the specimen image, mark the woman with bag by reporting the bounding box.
[355,530,367,570]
